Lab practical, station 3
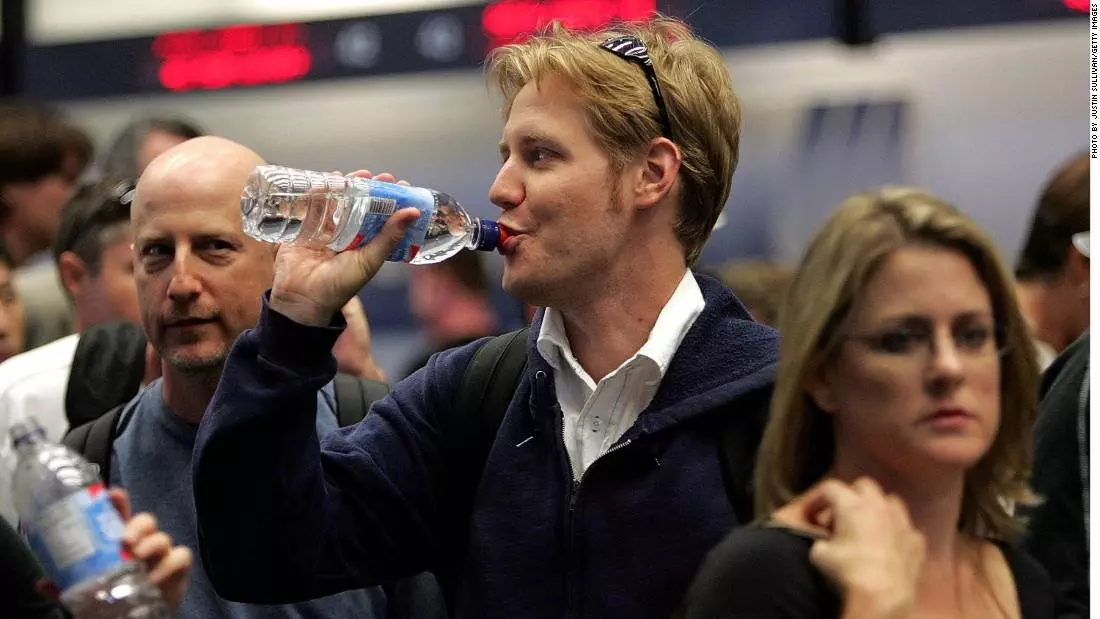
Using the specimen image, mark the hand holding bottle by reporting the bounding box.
[270,171,421,327]
[35,488,192,613]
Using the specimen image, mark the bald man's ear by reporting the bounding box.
[57,251,89,300]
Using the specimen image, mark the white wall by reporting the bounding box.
[721,20,1086,264]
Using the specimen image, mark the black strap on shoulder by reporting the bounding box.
[332,373,390,427]
[62,404,125,486]
[437,327,530,606]
[716,385,773,525]
[453,328,530,448]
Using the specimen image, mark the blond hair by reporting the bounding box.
[755,188,1039,541]
[486,16,741,266]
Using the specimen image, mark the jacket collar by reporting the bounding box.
[522,273,779,436]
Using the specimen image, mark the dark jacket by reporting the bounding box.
[1023,330,1089,618]
[192,274,779,619]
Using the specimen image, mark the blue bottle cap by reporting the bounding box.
[475,219,501,252]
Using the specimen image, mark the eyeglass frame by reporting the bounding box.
[598,35,675,142]
[842,321,1011,365]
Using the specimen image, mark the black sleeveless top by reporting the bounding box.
[683,523,1054,618]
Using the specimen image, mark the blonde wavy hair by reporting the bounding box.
[486,16,741,267]
[755,188,1039,541]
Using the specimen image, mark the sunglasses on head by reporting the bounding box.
[598,35,675,141]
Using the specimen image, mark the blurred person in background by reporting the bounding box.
[717,260,791,327]
[333,295,388,383]
[191,16,778,619]
[0,102,92,350]
[1014,152,1089,370]
[98,115,204,181]
[684,188,1051,618]
[0,179,146,525]
[401,249,500,379]
[0,244,27,365]
[0,243,27,525]
[1022,231,1090,619]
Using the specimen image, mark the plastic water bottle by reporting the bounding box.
[240,165,504,264]
[10,418,170,619]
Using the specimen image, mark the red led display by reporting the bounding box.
[1063,0,1087,12]
[152,24,313,92]
[482,0,657,47]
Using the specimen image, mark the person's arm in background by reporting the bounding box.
[333,296,387,383]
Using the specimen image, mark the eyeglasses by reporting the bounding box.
[846,322,1009,364]
[598,35,675,141]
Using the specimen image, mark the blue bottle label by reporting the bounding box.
[25,484,128,591]
[345,182,434,262]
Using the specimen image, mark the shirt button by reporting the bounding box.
[591,416,602,432]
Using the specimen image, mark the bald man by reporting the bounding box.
[66,137,412,618]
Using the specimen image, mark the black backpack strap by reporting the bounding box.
[332,373,391,427]
[453,327,530,448]
[437,327,530,606]
[333,373,365,427]
[62,404,125,485]
[332,373,390,427]
[716,385,773,525]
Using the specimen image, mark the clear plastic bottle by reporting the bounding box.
[10,418,170,619]
[240,165,504,265]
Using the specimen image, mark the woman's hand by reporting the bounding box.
[803,478,925,619]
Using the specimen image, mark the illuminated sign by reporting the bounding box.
[25,1,1084,101]
[482,0,657,47]
[152,24,313,92]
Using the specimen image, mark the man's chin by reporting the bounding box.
[163,349,227,373]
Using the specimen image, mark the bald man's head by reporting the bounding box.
[130,136,276,376]
[133,136,264,226]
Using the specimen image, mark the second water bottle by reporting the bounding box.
[10,418,171,619]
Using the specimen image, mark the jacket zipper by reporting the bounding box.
[563,408,633,618]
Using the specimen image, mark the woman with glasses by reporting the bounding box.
[682,188,1053,618]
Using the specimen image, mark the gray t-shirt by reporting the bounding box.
[110,379,388,618]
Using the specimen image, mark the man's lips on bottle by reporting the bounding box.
[497,223,527,256]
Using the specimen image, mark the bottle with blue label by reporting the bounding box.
[10,418,170,619]
[240,165,506,264]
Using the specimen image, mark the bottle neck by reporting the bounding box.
[466,218,483,250]
[10,423,45,453]
[466,218,500,253]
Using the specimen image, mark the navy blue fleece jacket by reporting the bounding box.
[192,274,779,619]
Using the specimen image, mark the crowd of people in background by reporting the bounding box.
[0,13,1090,619]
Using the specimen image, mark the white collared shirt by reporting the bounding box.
[536,271,705,480]
[0,333,80,525]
